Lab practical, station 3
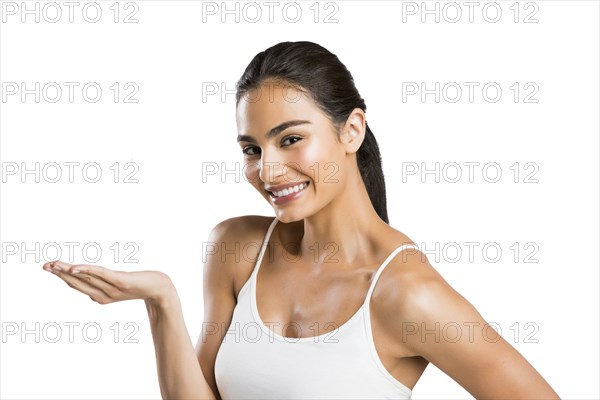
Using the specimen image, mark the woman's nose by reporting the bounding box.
[259,150,285,183]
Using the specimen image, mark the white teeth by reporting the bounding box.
[272,182,308,198]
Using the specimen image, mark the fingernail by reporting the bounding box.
[72,269,81,274]
[53,265,63,271]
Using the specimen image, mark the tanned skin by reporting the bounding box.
[43,80,560,399]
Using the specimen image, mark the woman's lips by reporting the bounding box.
[268,181,309,205]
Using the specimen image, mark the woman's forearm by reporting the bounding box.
[145,287,216,400]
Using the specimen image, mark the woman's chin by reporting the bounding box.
[274,212,304,224]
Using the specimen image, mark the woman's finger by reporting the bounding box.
[68,264,128,289]
[49,260,124,292]
[44,260,119,304]
[72,271,124,300]
[48,268,114,304]
[44,260,77,273]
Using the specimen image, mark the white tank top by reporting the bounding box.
[214,217,419,399]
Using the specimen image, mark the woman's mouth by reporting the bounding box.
[267,182,309,205]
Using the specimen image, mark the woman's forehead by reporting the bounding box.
[236,84,322,132]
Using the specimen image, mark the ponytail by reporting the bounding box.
[236,41,389,223]
[357,122,388,223]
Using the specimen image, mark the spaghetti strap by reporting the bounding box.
[250,217,279,278]
[215,225,416,399]
[363,243,420,307]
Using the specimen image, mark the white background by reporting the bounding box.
[1,1,598,399]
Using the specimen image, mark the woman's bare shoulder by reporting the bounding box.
[205,215,276,295]
[375,226,459,323]
[381,227,452,304]
[207,214,275,243]
[376,229,484,345]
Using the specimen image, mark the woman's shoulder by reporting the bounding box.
[376,225,455,311]
[207,214,275,246]
[379,229,475,330]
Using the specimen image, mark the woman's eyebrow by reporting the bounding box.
[237,119,311,143]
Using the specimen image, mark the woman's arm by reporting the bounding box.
[43,261,217,399]
[389,251,561,399]
[146,287,217,400]
[194,215,276,400]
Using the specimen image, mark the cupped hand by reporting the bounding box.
[42,260,175,305]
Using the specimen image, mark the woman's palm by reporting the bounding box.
[42,260,173,305]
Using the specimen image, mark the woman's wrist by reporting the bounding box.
[145,274,179,311]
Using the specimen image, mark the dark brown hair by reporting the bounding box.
[235,41,389,223]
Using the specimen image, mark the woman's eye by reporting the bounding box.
[282,136,301,146]
[242,136,300,155]
[242,146,261,156]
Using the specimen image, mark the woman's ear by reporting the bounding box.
[340,108,366,154]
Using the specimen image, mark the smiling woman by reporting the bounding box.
[42,41,561,400]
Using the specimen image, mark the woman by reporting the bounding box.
[43,41,560,399]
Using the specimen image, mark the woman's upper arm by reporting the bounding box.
[194,216,270,400]
[397,253,560,399]
[194,217,244,400]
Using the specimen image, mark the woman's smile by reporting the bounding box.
[265,181,310,205]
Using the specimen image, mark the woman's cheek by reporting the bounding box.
[291,152,319,185]
[294,145,342,191]
[243,161,261,188]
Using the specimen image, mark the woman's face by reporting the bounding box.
[236,81,351,223]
